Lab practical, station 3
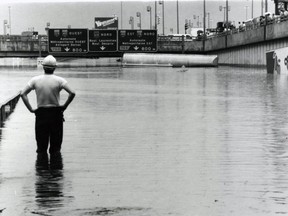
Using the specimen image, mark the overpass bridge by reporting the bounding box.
[1,15,288,67]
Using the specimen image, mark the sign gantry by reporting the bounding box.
[48,29,158,53]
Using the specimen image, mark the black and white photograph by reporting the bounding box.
[0,0,288,215]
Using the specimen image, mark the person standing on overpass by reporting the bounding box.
[21,55,75,159]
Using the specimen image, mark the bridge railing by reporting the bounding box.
[199,14,288,41]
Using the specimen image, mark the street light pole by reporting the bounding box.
[226,0,228,28]
[155,1,157,30]
[129,16,134,30]
[203,0,206,35]
[207,12,210,29]
[159,0,165,35]
[251,0,254,18]
[219,6,226,22]
[261,0,264,16]
[176,0,179,34]
[3,20,7,36]
[136,12,141,29]
[245,6,249,20]
[8,6,11,35]
[163,1,165,35]
[121,1,123,29]
[147,6,152,29]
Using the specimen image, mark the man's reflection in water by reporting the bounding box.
[35,152,64,210]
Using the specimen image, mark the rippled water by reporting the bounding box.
[1,66,288,216]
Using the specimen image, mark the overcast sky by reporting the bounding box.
[0,0,276,35]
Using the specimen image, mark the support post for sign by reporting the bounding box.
[38,36,42,57]
[181,35,184,54]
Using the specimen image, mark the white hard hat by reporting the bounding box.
[42,55,57,68]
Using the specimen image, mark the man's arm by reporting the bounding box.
[21,85,36,113]
[61,84,76,111]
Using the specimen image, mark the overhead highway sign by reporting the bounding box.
[118,30,157,52]
[48,28,88,53]
[89,30,117,52]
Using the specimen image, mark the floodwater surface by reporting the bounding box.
[0,66,288,216]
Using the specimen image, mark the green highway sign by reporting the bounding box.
[89,30,117,52]
[118,30,157,52]
[48,28,88,53]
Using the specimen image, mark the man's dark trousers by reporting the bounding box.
[35,107,64,154]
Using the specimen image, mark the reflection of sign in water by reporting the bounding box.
[118,30,157,52]
[89,30,117,52]
[48,29,88,53]
[94,17,118,29]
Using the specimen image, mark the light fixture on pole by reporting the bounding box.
[45,22,50,35]
[136,12,141,29]
[147,6,152,29]
[129,16,134,30]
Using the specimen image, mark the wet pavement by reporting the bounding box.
[1,66,288,216]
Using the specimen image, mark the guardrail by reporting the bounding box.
[0,92,21,127]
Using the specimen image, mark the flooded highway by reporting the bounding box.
[0,66,288,216]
